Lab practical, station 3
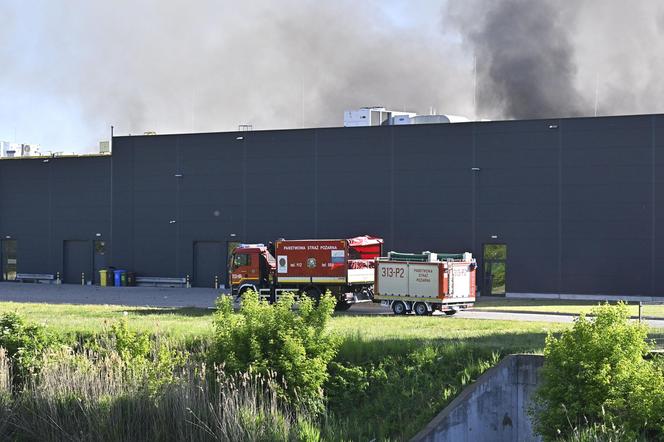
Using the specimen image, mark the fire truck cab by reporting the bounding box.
[229,244,275,295]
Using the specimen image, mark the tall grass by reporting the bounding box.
[0,348,320,442]
[326,333,504,440]
[0,349,11,437]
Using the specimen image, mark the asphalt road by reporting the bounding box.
[2,282,664,327]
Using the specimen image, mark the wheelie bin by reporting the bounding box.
[114,269,127,287]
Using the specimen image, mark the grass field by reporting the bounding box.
[0,300,569,342]
[0,301,213,339]
[474,297,664,317]
[2,299,663,354]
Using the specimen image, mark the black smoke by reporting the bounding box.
[446,0,587,119]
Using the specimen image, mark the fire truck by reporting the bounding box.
[374,251,476,315]
[228,236,383,310]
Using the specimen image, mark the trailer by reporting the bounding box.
[229,235,383,310]
[374,251,476,315]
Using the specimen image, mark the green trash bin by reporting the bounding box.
[120,271,128,287]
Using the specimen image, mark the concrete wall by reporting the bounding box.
[411,354,543,442]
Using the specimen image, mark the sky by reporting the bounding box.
[0,0,461,153]
[2,1,664,153]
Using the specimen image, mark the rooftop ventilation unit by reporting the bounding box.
[393,114,471,125]
[345,107,470,127]
[344,107,416,127]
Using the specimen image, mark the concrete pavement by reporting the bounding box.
[0,281,223,308]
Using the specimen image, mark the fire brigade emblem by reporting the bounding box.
[277,256,288,273]
[307,257,316,268]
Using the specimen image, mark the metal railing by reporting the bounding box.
[639,301,664,350]
[638,300,664,322]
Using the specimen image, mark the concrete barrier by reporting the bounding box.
[411,354,543,442]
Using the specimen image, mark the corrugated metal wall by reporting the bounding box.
[0,114,662,295]
[0,156,111,279]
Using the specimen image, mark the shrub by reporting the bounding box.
[211,291,339,412]
[110,318,151,362]
[108,319,187,394]
[531,302,664,440]
[0,312,59,380]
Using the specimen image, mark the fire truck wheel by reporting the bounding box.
[334,300,352,311]
[444,310,457,316]
[392,301,407,315]
[302,286,321,303]
[414,302,429,316]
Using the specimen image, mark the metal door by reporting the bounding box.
[483,244,507,295]
[1,239,17,281]
[63,240,92,284]
[193,241,223,288]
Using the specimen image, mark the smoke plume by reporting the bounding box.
[445,0,664,120]
[445,0,586,119]
[2,1,664,151]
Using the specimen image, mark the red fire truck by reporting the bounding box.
[228,235,383,310]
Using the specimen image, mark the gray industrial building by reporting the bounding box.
[0,113,661,296]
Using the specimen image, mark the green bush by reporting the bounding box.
[110,318,151,361]
[211,291,339,412]
[108,319,187,394]
[531,302,664,440]
[0,312,59,379]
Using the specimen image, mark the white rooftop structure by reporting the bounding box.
[343,107,416,127]
[344,107,470,127]
[0,141,42,158]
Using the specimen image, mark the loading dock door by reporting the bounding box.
[193,241,223,288]
[63,240,92,284]
[1,239,17,281]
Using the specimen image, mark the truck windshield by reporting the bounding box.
[233,254,251,269]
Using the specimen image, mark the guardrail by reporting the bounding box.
[15,273,55,283]
[135,276,187,288]
[639,301,664,350]
[638,300,664,322]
